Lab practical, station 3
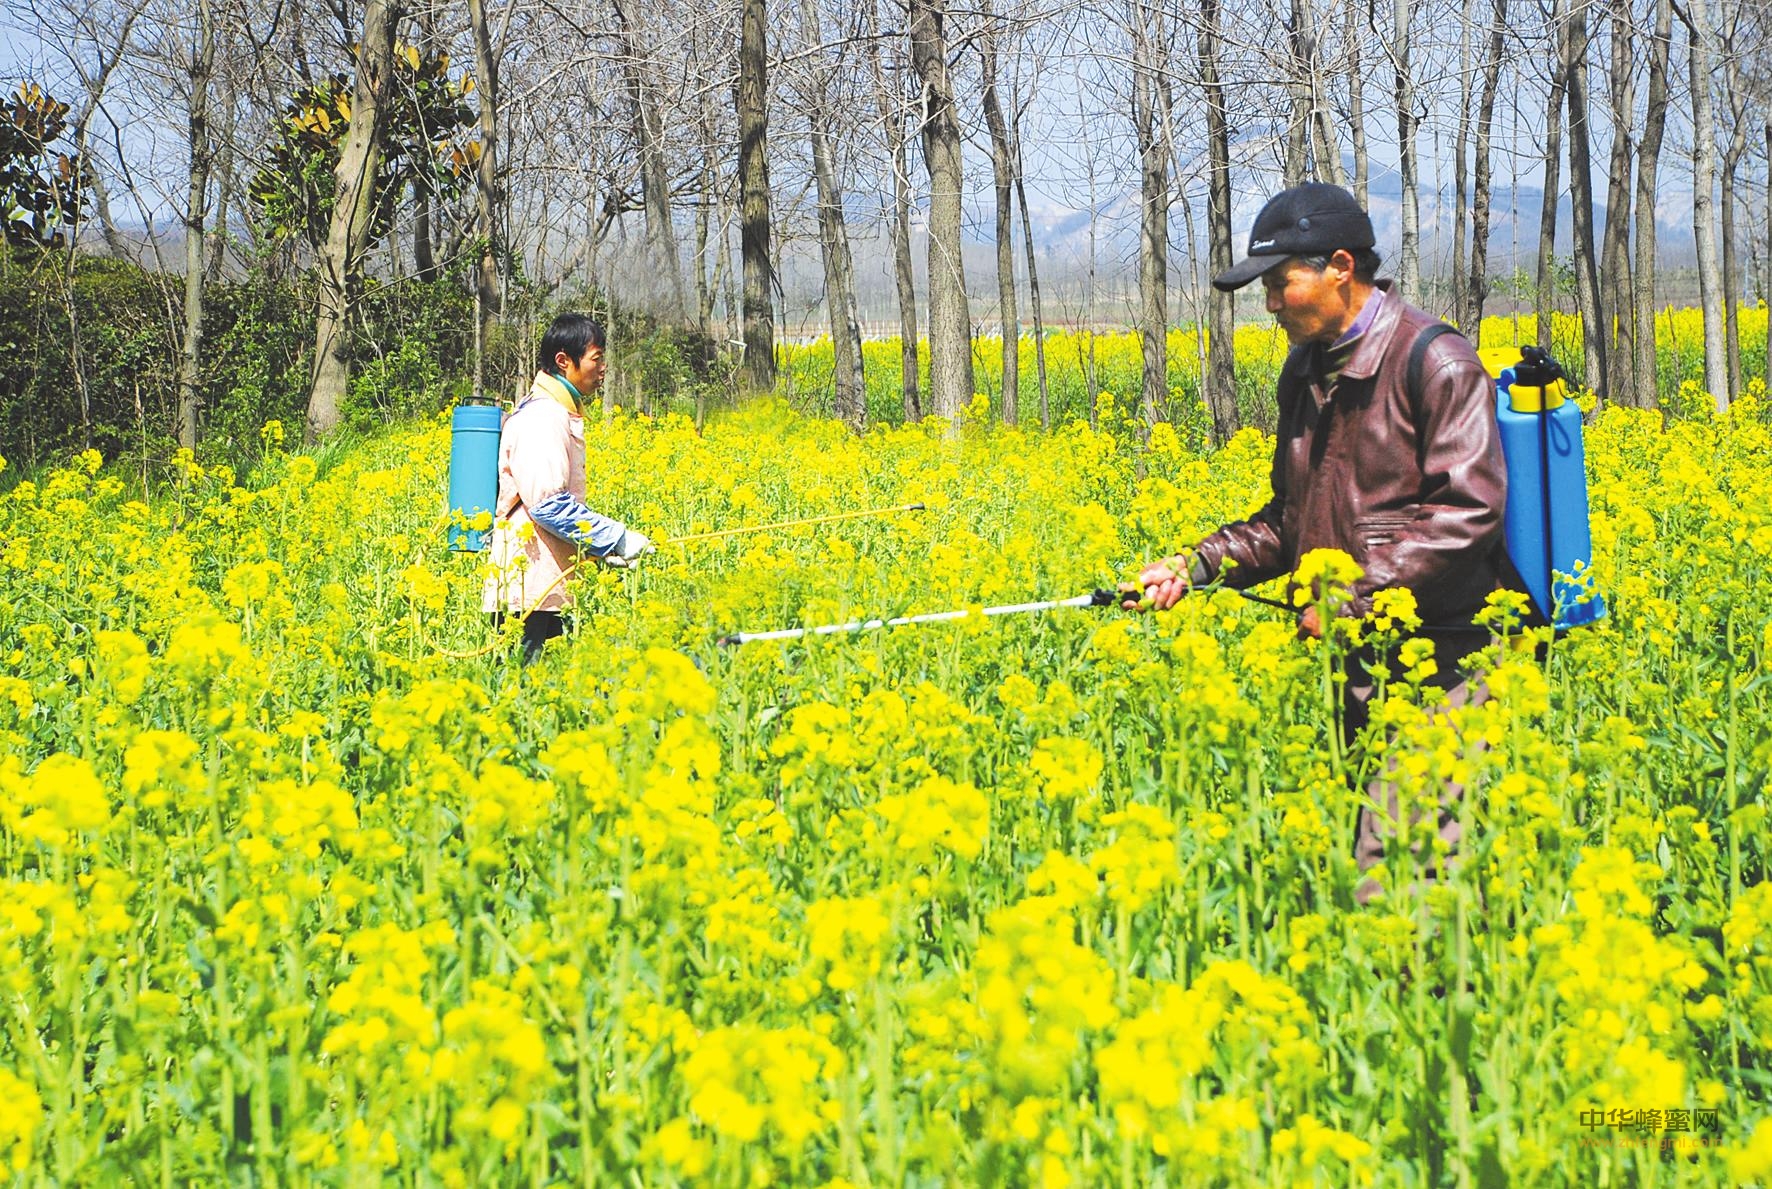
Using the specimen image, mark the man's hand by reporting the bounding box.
[1299,605,1323,638]
[1120,555,1192,612]
[617,528,654,560]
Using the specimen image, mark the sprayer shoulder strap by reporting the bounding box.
[1405,323,1460,401]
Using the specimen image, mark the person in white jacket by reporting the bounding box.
[483,313,652,663]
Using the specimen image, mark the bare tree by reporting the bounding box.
[1132,0,1170,428]
[795,0,865,429]
[1201,0,1237,441]
[1561,0,1606,391]
[306,0,402,439]
[1464,0,1505,329]
[1685,0,1728,408]
[613,0,688,321]
[1390,0,1419,298]
[1598,0,1634,401]
[981,0,1019,424]
[177,0,215,447]
[738,0,776,392]
[1720,8,1751,402]
[466,0,507,398]
[908,0,974,418]
[1345,0,1368,205]
[1009,50,1049,427]
[1535,0,1566,342]
[868,15,919,419]
[1632,0,1672,408]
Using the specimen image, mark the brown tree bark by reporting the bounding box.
[177,0,214,448]
[1721,23,1749,402]
[1132,0,1169,429]
[1631,0,1671,408]
[1347,0,1368,206]
[1685,0,1727,408]
[1202,0,1238,441]
[738,0,776,391]
[1599,1,1635,402]
[1011,92,1050,428]
[798,0,865,430]
[1535,0,1565,344]
[1451,0,1472,327]
[908,0,974,418]
[1561,0,1607,393]
[1391,0,1419,299]
[306,0,401,440]
[1465,0,1505,330]
[869,22,920,420]
[614,0,687,322]
[982,6,1018,425]
[467,0,504,400]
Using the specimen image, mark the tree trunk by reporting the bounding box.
[1202,0,1238,442]
[413,184,437,280]
[1721,35,1749,403]
[1285,0,1311,186]
[1305,2,1345,184]
[738,0,776,391]
[615,0,687,322]
[306,0,400,440]
[1466,0,1505,330]
[799,0,865,430]
[178,0,215,449]
[1347,0,1368,206]
[467,0,503,399]
[982,10,1018,425]
[1011,94,1049,427]
[1561,0,1606,393]
[206,132,233,284]
[870,27,920,420]
[908,0,974,419]
[1133,1,1169,429]
[1451,0,1472,327]
[1392,0,1419,300]
[1685,0,1727,409]
[1598,2,1635,403]
[1535,0,1565,345]
[1632,0,1671,409]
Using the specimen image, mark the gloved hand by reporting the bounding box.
[616,528,654,561]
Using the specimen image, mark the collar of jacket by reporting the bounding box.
[529,371,581,414]
[1334,279,1403,382]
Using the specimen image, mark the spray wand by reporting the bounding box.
[426,501,927,659]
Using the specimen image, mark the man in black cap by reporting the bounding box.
[1124,182,1518,905]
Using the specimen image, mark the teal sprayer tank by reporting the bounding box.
[447,403,503,552]
[1492,346,1606,630]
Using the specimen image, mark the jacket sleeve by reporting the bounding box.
[1350,343,1507,614]
[529,493,628,555]
[1189,377,1297,588]
[509,408,628,555]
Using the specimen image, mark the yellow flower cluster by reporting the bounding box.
[0,353,1768,1184]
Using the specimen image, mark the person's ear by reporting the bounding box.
[554,350,573,373]
[1330,249,1357,282]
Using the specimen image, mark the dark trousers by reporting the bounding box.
[1343,631,1490,906]
[490,610,566,666]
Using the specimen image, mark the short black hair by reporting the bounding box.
[537,313,606,374]
[1298,247,1383,283]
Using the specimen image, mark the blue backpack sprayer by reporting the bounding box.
[1480,342,1608,631]
[447,403,504,552]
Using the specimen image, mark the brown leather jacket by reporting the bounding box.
[1193,282,1516,625]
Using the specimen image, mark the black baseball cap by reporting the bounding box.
[1212,183,1377,292]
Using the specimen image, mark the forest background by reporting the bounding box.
[0,0,1769,478]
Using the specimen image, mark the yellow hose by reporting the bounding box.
[426,502,923,659]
